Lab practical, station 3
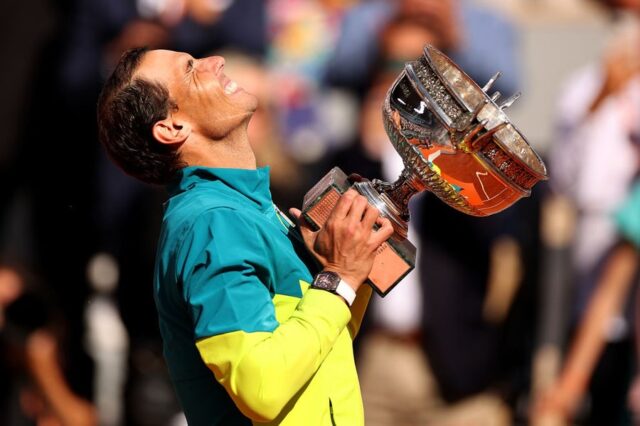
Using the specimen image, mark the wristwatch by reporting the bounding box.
[311,271,356,306]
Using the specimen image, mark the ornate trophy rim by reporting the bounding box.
[380,44,548,217]
[422,45,548,181]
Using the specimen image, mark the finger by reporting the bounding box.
[345,194,368,226]
[330,189,358,220]
[362,204,381,230]
[289,207,302,220]
[288,207,312,228]
[368,217,394,248]
[288,207,317,242]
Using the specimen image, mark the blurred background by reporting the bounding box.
[1,0,640,424]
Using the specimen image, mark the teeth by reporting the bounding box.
[224,80,237,94]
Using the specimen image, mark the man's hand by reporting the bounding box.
[290,189,394,291]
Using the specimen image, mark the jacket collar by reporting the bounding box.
[168,166,273,212]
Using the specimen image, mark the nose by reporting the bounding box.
[201,56,225,75]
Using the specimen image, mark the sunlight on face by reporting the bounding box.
[135,49,258,140]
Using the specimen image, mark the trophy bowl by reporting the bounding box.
[302,45,547,296]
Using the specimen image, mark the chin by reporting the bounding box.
[244,92,259,112]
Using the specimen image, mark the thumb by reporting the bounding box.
[289,207,302,221]
[289,207,313,230]
[288,207,317,245]
[289,208,315,230]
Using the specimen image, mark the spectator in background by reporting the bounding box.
[0,264,96,426]
[532,177,640,425]
[325,0,519,97]
[622,181,640,423]
[266,0,362,165]
[550,22,640,301]
[548,18,640,424]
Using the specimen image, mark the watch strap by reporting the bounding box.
[311,271,357,306]
[335,279,356,306]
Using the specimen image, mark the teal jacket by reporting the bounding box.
[154,166,370,425]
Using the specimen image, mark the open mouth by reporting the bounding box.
[223,78,239,95]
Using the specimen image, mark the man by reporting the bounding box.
[96,47,393,425]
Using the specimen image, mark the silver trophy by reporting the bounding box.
[302,45,548,295]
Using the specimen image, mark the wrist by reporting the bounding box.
[321,266,362,292]
[311,270,357,306]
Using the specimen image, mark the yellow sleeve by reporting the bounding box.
[196,289,351,422]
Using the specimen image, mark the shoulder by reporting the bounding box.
[162,205,270,283]
[158,203,254,261]
[173,205,260,250]
[165,188,242,222]
[162,188,252,238]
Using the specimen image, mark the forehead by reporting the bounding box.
[134,49,189,85]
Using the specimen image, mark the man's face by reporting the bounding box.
[135,49,258,140]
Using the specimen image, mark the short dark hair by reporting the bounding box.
[97,47,184,185]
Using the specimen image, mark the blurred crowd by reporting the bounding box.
[1,0,640,425]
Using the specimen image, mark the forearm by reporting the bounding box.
[197,289,351,421]
[26,332,96,426]
[31,361,96,425]
[556,243,637,408]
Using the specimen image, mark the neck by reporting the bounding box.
[181,125,257,170]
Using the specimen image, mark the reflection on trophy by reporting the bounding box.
[302,45,548,296]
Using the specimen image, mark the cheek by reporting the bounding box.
[188,90,229,122]
[203,87,244,114]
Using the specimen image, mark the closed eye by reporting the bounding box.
[186,59,194,74]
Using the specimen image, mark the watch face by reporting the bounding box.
[313,272,340,292]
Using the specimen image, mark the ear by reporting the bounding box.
[152,116,191,146]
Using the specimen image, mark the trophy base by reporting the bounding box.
[302,167,416,296]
